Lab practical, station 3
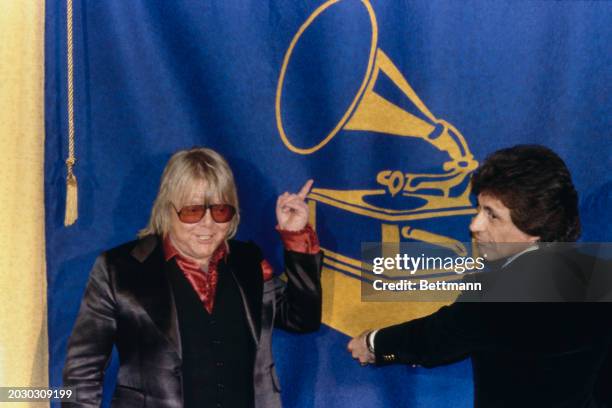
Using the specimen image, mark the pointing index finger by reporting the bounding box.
[297,179,314,199]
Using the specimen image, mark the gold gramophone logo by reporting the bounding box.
[276,0,478,270]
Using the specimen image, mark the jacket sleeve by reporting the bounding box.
[373,302,503,368]
[273,250,323,333]
[62,254,117,408]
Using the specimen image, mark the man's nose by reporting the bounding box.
[198,208,215,226]
[469,212,485,233]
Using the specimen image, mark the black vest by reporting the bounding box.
[166,258,255,408]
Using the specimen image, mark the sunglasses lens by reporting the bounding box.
[176,204,235,223]
[177,205,206,223]
[210,204,236,223]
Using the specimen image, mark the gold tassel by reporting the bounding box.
[64,173,78,226]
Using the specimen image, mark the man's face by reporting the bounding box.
[470,193,540,260]
[168,182,231,267]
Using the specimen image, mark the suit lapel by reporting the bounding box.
[129,236,182,358]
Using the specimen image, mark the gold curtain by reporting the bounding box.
[0,0,49,399]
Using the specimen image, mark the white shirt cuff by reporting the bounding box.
[367,329,379,352]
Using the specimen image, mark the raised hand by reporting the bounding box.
[276,179,314,231]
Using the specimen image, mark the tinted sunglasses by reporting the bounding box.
[172,203,236,224]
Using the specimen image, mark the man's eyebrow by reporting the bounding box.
[480,205,498,217]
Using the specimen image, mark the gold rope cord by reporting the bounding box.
[64,0,78,226]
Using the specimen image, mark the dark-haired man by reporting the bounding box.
[348,145,612,407]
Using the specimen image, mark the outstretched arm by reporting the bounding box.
[348,302,495,368]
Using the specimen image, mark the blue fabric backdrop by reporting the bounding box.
[45,1,611,407]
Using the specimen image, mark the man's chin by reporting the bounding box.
[476,243,505,262]
[476,242,533,262]
[475,241,507,261]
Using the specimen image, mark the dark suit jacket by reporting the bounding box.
[374,249,612,407]
[63,235,323,408]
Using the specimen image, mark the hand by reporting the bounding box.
[276,179,313,231]
[347,330,375,366]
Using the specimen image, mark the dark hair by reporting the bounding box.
[471,145,580,242]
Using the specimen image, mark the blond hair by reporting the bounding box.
[139,147,240,238]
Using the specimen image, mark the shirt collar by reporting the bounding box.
[502,244,539,268]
